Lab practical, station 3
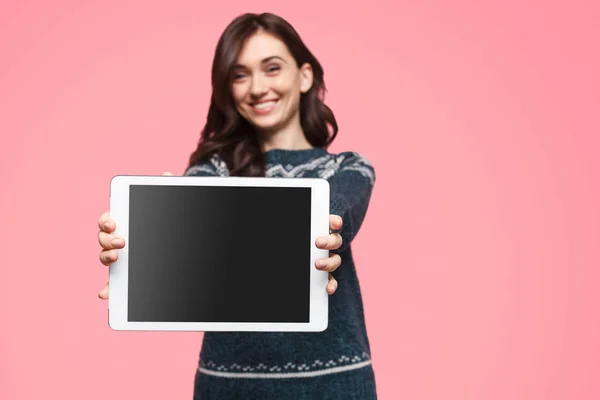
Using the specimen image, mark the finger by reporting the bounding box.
[315,233,343,250]
[162,171,173,176]
[98,231,125,250]
[329,215,343,231]
[98,282,109,299]
[98,211,115,233]
[99,249,119,266]
[327,274,338,295]
[315,253,342,272]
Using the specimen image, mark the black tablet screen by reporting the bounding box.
[127,184,312,323]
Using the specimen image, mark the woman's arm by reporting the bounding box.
[327,152,376,253]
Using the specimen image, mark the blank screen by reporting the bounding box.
[127,184,312,323]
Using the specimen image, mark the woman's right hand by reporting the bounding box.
[97,172,172,299]
[97,211,125,299]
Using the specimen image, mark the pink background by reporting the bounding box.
[1,1,599,399]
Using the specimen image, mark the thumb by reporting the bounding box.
[162,171,173,176]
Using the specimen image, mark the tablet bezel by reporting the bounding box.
[107,175,330,332]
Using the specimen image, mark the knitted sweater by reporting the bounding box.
[184,147,377,399]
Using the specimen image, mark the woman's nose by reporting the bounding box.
[250,75,268,97]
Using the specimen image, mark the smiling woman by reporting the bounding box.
[187,12,338,178]
[96,11,378,400]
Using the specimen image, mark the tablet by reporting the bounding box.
[107,174,330,332]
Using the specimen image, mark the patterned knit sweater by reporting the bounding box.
[183,147,376,397]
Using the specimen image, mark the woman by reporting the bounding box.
[96,12,378,399]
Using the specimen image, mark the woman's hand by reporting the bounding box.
[315,215,344,295]
[97,210,123,299]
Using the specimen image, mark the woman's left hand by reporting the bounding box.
[315,215,344,295]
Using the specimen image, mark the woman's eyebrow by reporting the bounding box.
[235,56,287,69]
[261,56,286,64]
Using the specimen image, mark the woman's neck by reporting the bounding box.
[258,121,313,152]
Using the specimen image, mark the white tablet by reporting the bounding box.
[107,174,330,332]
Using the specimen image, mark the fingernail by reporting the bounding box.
[111,238,123,247]
[319,259,327,268]
[317,238,327,247]
[104,222,111,230]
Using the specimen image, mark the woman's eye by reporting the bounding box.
[266,65,281,73]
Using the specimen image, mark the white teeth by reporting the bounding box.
[253,101,276,109]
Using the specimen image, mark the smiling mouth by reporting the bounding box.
[251,99,278,113]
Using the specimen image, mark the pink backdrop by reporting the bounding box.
[1,1,599,399]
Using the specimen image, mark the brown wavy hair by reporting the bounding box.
[186,12,338,177]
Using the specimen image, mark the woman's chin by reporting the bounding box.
[249,118,281,133]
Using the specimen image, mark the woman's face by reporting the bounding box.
[231,31,313,134]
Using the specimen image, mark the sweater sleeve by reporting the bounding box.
[327,152,376,253]
[183,154,230,177]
